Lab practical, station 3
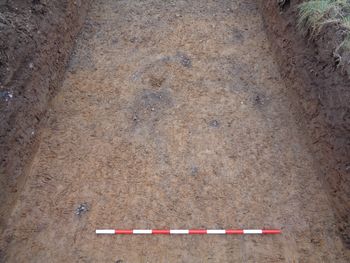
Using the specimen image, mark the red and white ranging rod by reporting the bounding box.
[96,229,281,235]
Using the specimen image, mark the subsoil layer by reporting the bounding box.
[1,0,350,262]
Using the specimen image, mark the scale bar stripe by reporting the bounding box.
[96,229,115,234]
[262,229,281,234]
[207,230,226,234]
[133,229,152,234]
[189,229,207,234]
[226,229,244,234]
[96,229,281,235]
[152,230,170,234]
[115,230,133,234]
[243,229,263,234]
[170,229,189,234]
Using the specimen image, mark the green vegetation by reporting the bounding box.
[298,0,350,35]
[298,0,350,58]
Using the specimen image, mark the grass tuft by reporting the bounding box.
[298,0,350,66]
[298,0,344,36]
[341,15,350,28]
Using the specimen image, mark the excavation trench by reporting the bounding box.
[0,0,349,262]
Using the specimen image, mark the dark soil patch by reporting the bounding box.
[230,28,245,44]
[176,52,192,68]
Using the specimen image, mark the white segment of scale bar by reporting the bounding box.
[133,230,152,234]
[96,229,115,234]
[243,229,263,234]
[170,230,189,234]
[207,230,226,234]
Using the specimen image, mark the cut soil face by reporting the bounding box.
[259,0,350,247]
[0,0,90,231]
[1,0,349,262]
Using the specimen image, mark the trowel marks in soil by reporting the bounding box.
[2,0,349,262]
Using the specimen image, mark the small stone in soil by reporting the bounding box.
[345,164,350,172]
[75,203,89,215]
[209,120,220,128]
[255,95,263,104]
[177,53,192,68]
[191,166,199,176]
[0,91,13,102]
[253,93,267,106]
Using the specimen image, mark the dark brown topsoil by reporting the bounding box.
[0,0,91,230]
[259,0,350,247]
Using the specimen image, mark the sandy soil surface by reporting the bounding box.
[1,0,349,262]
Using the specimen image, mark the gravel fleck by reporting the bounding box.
[75,203,89,215]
